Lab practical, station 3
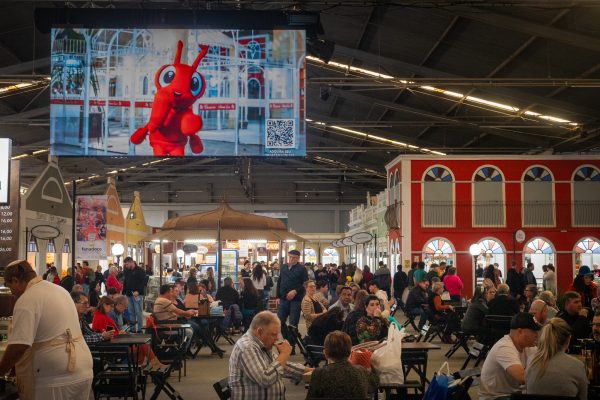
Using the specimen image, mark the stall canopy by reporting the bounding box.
[147,202,304,242]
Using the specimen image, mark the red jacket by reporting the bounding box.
[567,281,598,308]
[106,274,123,293]
[92,311,119,335]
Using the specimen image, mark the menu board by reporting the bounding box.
[0,160,20,268]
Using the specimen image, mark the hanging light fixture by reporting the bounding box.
[27,234,38,253]
[47,238,56,253]
[62,238,71,254]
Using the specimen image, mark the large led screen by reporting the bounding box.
[50,29,306,157]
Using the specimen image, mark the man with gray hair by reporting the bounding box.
[229,311,312,399]
[528,299,548,325]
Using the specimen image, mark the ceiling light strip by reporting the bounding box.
[308,58,579,127]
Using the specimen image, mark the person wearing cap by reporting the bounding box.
[276,249,309,348]
[122,256,147,333]
[525,318,588,400]
[0,260,93,399]
[479,312,539,400]
[568,265,598,309]
[556,291,592,352]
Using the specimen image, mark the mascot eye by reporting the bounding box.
[190,72,203,97]
[158,66,176,87]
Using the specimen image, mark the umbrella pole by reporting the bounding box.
[217,220,222,289]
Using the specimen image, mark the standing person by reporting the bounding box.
[241,260,251,278]
[276,249,308,348]
[361,265,373,289]
[506,261,524,299]
[442,266,464,302]
[407,261,418,288]
[240,277,260,331]
[251,261,268,310]
[373,261,391,298]
[229,311,310,400]
[542,264,556,294]
[0,260,93,399]
[94,265,105,291]
[122,256,146,333]
[413,261,426,285]
[393,265,408,307]
[525,318,588,400]
[524,262,537,287]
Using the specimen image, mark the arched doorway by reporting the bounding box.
[322,247,339,265]
[574,237,600,275]
[524,237,556,285]
[423,238,455,269]
[304,248,317,264]
[475,238,506,278]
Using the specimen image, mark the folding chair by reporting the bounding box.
[461,341,488,370]
[485,315,512,345]
[90,345,139,400]
[445,331,472,358]
[421,305,445,343]
[288,324,325,368]
[399,303,419,332]
[146,325,189,400]
[213,377,231,400]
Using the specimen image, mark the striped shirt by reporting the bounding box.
[229,331,304,400]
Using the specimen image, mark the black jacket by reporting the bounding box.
[393,270,408,299]
[123,266,147,296]
[405,285,428,310]
[216,285,240,309]
[557,310,592,351]
[276,263,308,300]
[506,268,524,297]
[488,294,519,316]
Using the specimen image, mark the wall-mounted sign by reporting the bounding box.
[31,225,61,240]
[515,229,526,243]
[197,246,209,255]
[182,244,198,253]
[351,232,373,245]
[0,139,10,205]
[342,237,355,246]
[0,160,20,268]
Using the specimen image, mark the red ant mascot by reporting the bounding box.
[130,40,208,155]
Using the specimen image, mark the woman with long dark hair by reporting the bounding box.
[251,262,267,310]
[240,277,259,331]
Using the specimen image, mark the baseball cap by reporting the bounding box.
[578,265,593,276]
[288,250,301,256]
[510,312,541,331]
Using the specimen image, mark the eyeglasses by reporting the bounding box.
[77,301,89,306]
[591,323,600,328]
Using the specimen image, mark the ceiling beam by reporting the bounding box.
[333,44,599,119]
[0,57,50,75]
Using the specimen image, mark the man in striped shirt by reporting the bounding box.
[229,311,311,399]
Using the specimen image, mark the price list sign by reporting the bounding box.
[0,160,20,268]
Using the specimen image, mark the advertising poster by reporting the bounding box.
[0,160,19,269]
[220,249,238,283]
[50,28,306,157]
[75,195,107,260]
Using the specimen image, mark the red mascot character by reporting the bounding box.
[131,40,208,156]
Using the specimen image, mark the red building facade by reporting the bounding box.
[386,155,600,295]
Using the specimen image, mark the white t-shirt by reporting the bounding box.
[8,279,93,388]
[479,335,537,400]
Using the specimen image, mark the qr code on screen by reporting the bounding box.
[266,119,296,148]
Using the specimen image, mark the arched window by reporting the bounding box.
[322,248,339,265]
[423,238,454,268]
[248,78,261,99]
[522,166,554,227]
[473,166,505,227]
[142,76,148,96]
[304,248,317,264]
[422,166,454,227]
[572,165,600,226]
[475,238,506,277]
[574,237,600,271]
[524,237,555,284]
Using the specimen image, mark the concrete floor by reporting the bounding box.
[144,317,478,400]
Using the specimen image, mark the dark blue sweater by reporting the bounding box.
[276,263,308,301]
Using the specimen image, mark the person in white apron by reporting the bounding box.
[0,260,93,400]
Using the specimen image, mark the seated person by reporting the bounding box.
[461,285,496,338]
[229,311,310,400]
[306,331,378,400]
[522,284,538,312]
[488,283,519,316]
[216,277,242,330]
[72,291,114,345]
[367,281,395,318]
[405,280,429,331]
[342,290,369,345]
[240,277,260,331]
[328,286,354,320]
[556,291,592,353]
[427,282,458,343]
[109,295,134,331]
[306,308,345,346]
[529,299,549,326]
[538,290,559,318]
[479,313,539,400]
[526,318,588,400]
[184,282,214,309]
[355,295,389,344]
[301,280,326,329]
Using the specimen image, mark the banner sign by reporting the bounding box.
[50,28,306,157]
[0,139,10,205]
[75,195,107,260]
[0,160,20,269]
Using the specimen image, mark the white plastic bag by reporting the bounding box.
[370,323,405,384]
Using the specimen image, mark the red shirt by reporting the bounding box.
[106,274,123,293]
[92,311,119,336]
[443,274,464,296]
